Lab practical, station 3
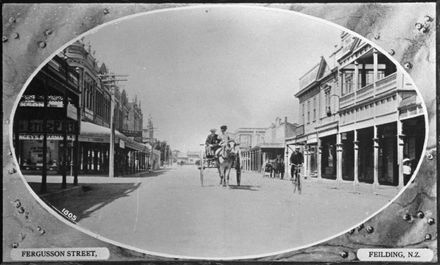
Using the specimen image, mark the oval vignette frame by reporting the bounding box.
[7,4,432,261]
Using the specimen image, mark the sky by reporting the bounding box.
[85,5,342,152]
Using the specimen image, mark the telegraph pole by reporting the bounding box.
[99,73,128,178]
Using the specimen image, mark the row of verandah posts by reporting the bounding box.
[294,124,405,190]
[37,79,80,193]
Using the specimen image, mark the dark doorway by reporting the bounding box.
[320,135,336,179]
[342,131,354,181]
[378,122,397,186]
[358,127,374,183]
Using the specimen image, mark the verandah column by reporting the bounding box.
[317,138,322,181]
[397,120,405,188]
[303,144,308,179]
[305,145,311,178]
[373,125,380,189]
[336,133,343,184]
[353,129,359,186]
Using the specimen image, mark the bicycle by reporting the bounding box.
[290,164,302,194]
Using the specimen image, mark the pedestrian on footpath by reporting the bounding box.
[274,154,284,179]
[403,157,412,185]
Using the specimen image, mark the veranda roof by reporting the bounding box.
[79,121,149,152]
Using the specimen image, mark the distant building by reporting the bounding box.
[235,117,298,172]
[187,151,200,164]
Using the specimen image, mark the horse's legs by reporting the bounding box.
[217,165,223,185]
[226,166,232,187]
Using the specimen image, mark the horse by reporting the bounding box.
[272,158,285,179]
[214,141,239,187]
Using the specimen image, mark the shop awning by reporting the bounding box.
[250,143,284,152]
[79,121,149,152]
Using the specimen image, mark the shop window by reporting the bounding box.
[343,71,354,95]
[324,88,331,116]
[307,100,310,124]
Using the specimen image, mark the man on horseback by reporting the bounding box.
[215,125,239,187]
[218,125,232,157]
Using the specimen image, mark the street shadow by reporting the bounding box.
[118,168,174,178]
[30,182,142,222]
[228,184,260,191]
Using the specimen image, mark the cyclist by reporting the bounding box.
[289,147,304,192]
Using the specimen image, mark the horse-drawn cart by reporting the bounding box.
[199,143,241,187]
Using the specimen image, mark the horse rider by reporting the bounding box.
[218,125,232,157]
[205,128,220,157]
[289,147,304,179]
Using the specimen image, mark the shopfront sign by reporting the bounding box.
[17,120,76,134]
[66,103,78,120]
[119,139,125,149]
[120,129,142,138]
[19,134,74,140]
[19,95,64,108]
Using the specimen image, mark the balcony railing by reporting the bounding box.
[340,72,398,109]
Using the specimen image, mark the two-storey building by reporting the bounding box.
[288,32,425,190]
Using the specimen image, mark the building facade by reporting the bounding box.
[287,32,425,189]
[13,53,81,190]
[65,40,150,176]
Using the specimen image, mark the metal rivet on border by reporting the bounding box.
[389,49,395,55]
[12,242,19,248]
[8,168,17,174]
[404,62,412,69]
[44,29,52,36]
[3,36,8,42]
[103,8,109,14]
[427,218,435,225]
[13,200,21,208]
[420,27,429,33]
[38,41,46,49]
[340,251,348,258]
[366,226,374,233]
[425,234,432,241]
[415,23,423,30]
[425,15,433,22]
[417,211,425,218]
[374,32,380,40]
[427,153,433,160]
[13,32,19,39]
[36,226,42,232]
[403,213,411,221]
[9,17,16,23]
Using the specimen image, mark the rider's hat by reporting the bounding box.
[210,128,216,132]
[220,125,227,130]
